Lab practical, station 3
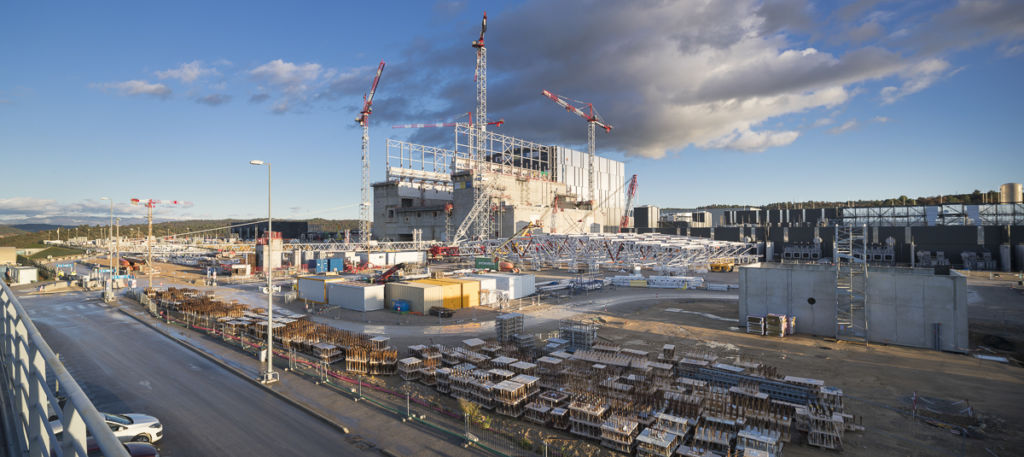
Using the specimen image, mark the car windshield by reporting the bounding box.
[103,413,133,425]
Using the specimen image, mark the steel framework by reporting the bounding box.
[833,225,868,342]
[460,233,754,271]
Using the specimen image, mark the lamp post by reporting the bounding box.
[100,197,113,284]
[250,160,279,384]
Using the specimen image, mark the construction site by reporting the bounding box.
[15,10,1024,457]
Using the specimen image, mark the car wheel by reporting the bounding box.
[132,434,151,443]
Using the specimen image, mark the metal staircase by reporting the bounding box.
[834,225,868,342]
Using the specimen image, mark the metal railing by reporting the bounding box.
[0,281,129,457]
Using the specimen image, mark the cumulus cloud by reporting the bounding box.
[0,197,152,225]
[360,0,1012,157]
[93,80,171,98]
[829,120,858,134]
[249,59,322,92]
[155,60,218,83]
[195,94,232,106]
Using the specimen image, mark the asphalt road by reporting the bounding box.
[17,291,367,456]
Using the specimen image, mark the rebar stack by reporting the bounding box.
[559,319,598,351]
[495,313,524,343]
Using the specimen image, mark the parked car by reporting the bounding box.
[87,437,160,457]
[50,412,163,444]
[102,413,163,444]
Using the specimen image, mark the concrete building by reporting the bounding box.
[9,266,38,285]
[738,262,968,352]
[374,130,625,241]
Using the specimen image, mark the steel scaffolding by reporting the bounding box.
[834,225,868,342]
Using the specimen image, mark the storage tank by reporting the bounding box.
[1000,183,1023,204]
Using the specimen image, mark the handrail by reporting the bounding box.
[0,281,130,457]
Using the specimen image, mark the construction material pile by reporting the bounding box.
[401,337,860,456]
[149,287,397,375]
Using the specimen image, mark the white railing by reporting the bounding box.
[0,281,129,457]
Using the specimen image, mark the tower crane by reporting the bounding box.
[471,12,492,241]
[621,174,638,232]
[541,90,612,205]
[355,60,385,245]
[129,198,187,289]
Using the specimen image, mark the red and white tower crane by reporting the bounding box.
[355,60,385,245]
[541,90,613,204]
[620,174,638,232]
[129,198,187,288]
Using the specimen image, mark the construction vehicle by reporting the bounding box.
[373,263,406,284]
[487,220,541,272]
[710,258,735,272]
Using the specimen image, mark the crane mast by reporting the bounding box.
[355,61,385,245]
[541,90,612,205]
[471,12,492,241]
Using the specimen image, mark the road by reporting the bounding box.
[16,291,368,456]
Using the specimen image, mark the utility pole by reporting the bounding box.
[250,160,279,384]
[115,218,120,276]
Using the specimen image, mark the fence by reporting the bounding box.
[0,280,130,457]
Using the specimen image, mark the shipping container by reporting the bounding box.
[297,275,345,304]
[413,279,463,309]
[386,281,444,314]
[434,277,481,308]
[327,281,384,311]
[328,257,347,272]
[465,275,498,292]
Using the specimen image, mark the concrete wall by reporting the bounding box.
[739,263,968,351]
[0,247,16,265]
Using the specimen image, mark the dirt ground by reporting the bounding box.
[116,259,1024,456]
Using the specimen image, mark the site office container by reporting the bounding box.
[413,279,463,309]
[297,275,345,304]
[477,273,536,299]
[327,281,384,311]
[434,277,481,308]
[386,281,443,314]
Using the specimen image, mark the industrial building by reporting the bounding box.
[373,129,626,242]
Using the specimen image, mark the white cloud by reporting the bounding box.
[872,116,890,123]
[813,117,834,127]
[706,128,800,152]
[0,197,152,225]
[249,59,322,92]
[94,80,171,98]
[880,58,950,104]
[830,120,858,134]
[154,61,217,83]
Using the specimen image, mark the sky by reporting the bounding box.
[1,0,1022,225]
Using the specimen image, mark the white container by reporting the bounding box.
[297,275,344,304]
[328,281,384,311]
[478,273,536,299]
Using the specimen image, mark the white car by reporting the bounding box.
[103,413,163,444]
[51,413,164,444]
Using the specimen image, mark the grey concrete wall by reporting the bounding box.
[865,268,967,351]
[739,263,968,351]
[739,263,836,336]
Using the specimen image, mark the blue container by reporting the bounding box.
[392,299,410,312]
[328,257,346,272]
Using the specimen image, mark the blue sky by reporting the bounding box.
[1,0,1022,225]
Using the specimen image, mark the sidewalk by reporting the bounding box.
[114,299,478,457]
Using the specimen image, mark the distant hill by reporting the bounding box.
[9,223,74,232]
[690,189,1009,210]
[0,225,27,237]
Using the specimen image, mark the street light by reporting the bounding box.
[100,197,113,283]
[250,159,279,384]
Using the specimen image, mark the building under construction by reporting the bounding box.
[373,127,626,242]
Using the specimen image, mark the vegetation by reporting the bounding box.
[0,218,360,249]
[0,225,27,237]
[693,189,1006,210]
[29,247,86,259]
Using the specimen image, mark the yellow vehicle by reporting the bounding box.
[710,259,735,272]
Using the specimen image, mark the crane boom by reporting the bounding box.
[540,90,612,132]
[620,174,638,232]
[355,61,386,125]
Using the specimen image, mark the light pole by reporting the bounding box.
[250,159,279,384]
[100,197,113,286]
